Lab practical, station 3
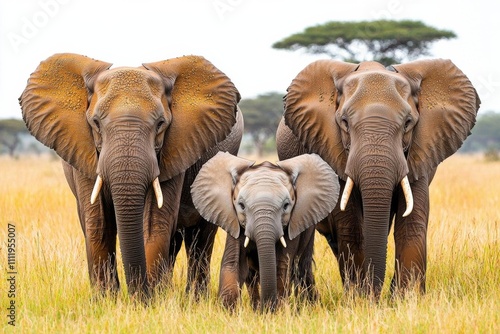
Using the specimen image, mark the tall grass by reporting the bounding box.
[1,154,499,333]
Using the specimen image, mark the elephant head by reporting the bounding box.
[191,152,339,309]
[283,59,480,294]
[20,53,239,296]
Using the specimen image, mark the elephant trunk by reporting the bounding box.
[98,126,161,299]
[359,180,393,297]
[252,215,281,312]
[348,140,408,297]
[111,179,149,298]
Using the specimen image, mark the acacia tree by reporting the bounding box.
[273,20,456,66]
[239,92,284,156]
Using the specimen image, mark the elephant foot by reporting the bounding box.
[218,268,242,311]
[294,284,319,304]
[185,279,210,300]
[390,272,426,297]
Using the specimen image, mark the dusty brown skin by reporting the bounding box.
[20,53,243,299]
[191,152,339,311]
[276,59,480,296]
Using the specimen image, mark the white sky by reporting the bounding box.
[1,0,499,119]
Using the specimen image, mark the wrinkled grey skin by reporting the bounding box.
[20,53,242,299]
[191,152,339,311]
[277,59,479,297]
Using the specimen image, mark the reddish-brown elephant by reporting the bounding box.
[20,53,243,299]
[276,59,480,297]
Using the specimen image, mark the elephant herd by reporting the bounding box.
[20,53,480,311]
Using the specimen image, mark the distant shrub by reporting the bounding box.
[484,147,500,162]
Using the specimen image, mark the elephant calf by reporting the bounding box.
[191,152,340,311]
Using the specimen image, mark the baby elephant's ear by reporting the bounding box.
[277,154,340,240]
[191,152,255,238]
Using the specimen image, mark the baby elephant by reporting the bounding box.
[191,152,339,311]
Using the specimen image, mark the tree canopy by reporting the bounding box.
[272,20,456,66]
[239,92,284,156]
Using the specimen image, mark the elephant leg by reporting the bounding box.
[183,218,218,296]
[168,230,184,270]
[275,241,291,302]
[219,234,248,310]
[245,268,260,310]
[63,163,119,292]
[85,211,120,294]
[391,175,432,294]
[293,228,318,302]
[331,186,365,289]
[144,173,184,289]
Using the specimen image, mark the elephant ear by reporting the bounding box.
[191,152,255,239]
[392,59,480,181]
[143,56,240,181]
[284,60,358,181]
[277,154,340,240]
[19,53,112,178]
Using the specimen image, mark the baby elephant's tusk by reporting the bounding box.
[280,236,287,248]
[90,175,103,205]
[153,177,163,209]
[401,176,414,217]
[340,177,354,211]
[244,237,250,248]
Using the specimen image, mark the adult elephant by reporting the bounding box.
[276,59,480,297]
[20,53,243,299]
[191,152,339,311]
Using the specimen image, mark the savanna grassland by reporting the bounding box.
[1,153,499,333]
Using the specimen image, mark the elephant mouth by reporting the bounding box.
[90,174,164,208]
[339,175,414,217]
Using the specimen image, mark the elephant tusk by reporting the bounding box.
[153,177,163,209]
[340,177,354,211]
[90,175,103,205]
[244,237,250,248]
[401,176,414,217]
[280,236,287,248]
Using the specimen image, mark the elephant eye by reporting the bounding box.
[341,115,349,131]
[238,202,245,211]
[283,202,290,211]
[404,117,413,132]
[93,118,101,133]
[156,119,166,132]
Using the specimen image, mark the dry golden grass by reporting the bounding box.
[1,153,499,333]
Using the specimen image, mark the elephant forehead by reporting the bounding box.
[236,169,294,203]
[238,184,290,208]
[239,168,290,188]
[344,70,411,102]
[93,67,164,113]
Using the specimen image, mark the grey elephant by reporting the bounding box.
[277,59,480,296]
[20,53,243,299]
[191,152,339,311]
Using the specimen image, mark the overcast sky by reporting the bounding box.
[1,0,499,119]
